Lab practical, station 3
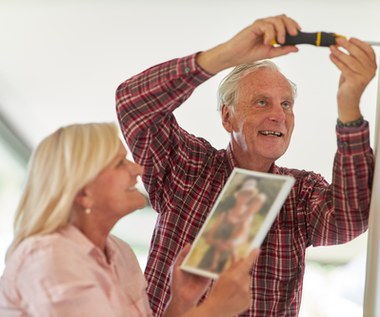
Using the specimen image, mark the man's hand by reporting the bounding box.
[330,37,377,122]
[197,14,301,74]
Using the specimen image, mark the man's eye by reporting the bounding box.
[257,100,267,107]
[282,101,292,109]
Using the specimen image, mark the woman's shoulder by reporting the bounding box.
[4,227,86,278]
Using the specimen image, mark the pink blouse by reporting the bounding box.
[0,225,152,317]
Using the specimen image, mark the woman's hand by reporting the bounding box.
[181,248,261,317]
[163,244,211,317]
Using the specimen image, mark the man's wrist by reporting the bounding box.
[337,116,364,128]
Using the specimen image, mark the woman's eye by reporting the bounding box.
[117,159,126,167]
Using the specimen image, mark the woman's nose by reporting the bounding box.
[128,160,144,176]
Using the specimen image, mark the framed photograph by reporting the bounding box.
[180,167,295,279]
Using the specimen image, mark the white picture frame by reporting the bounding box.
[181,167,295,279]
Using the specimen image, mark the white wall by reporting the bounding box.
[0,1,379,315]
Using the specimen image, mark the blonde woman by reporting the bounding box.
[0,122,259,317]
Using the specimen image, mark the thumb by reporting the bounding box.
[229,248,260,274]
[173,243,192,267]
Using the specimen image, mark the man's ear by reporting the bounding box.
[221,104,233,133]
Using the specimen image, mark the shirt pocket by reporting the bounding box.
[42,280,96,303]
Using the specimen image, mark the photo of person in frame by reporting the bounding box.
[183,170,290,277]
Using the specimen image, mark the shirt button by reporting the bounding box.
[184,67,191,73]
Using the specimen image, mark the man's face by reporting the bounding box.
[222,68,295,171]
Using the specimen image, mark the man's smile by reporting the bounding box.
[259,130,283,137]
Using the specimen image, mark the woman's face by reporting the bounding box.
[85,142,146,221]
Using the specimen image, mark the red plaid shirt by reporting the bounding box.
[116,54,374,317]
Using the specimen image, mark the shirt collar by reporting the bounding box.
[226,142,279,174]
[59,224,115,264]
[226,143,237,169]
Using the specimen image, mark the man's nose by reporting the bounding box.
[268,103,286,122]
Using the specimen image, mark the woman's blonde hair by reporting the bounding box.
[6,122,121,259]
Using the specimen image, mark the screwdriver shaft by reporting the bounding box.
[366,41,380,47]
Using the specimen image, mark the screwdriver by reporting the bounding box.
[271,31,380,47]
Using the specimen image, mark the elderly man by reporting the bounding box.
[116,14,376,316]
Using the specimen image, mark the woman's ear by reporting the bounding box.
[74,187,92,209]
[221,104,233,133]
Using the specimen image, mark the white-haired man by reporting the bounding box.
[116,14,376,316]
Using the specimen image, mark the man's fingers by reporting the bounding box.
[331,37,377,82]
[257,14,301,45]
